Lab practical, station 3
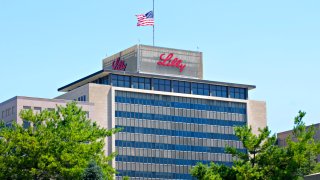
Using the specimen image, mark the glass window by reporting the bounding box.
[173,81,191,94]
[94,76,109,85]
[230,87,246,99]
[211,85,228,98]
[192,83,209,96]
[153,78,171,92]
[132,77,151,90]
[5,122,12,128]
[111,74,130,88]
[23,120,31,129]
[23,106,31,110]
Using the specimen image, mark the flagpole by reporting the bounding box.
[153,0,155,46]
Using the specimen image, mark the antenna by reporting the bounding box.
[197,46,200,51]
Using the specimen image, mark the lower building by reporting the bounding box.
[0,96,93,128]
[0,44,267,179]
[277,123,320,162]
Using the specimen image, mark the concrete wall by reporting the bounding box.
[17,97,94,125]
[1,96,94,125]
[56,83,113,157]
[247,100,267,135]
[277,123,320,162]
[0,97,18,124]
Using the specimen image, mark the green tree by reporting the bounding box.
[123,176,130,180]
[0,102,120,179]
[285,111,320,176]
[82,160,103,180]
[191,111,320,180]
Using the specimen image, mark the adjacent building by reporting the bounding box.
[0,45,267,179]
[277,123,320,162]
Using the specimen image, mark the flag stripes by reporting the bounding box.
[136,11,154,26]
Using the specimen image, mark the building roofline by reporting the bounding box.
[139,44,202,54]
[1,96,94,106]
[277,123,320,136]
[0,96,18,106]
[57,69,256,92]
[16,96,94,105]
[57,70,105,92]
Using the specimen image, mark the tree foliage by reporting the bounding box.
[191,111,320,180]
[82,160,103,180]
[123,176,130,180]
[0,102,120,179]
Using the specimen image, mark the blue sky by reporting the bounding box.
[0,0,319,133]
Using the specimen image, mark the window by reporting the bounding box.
[112,74,130,88]
[192,83,209,96]
[23,120,31,129]
[23,106,31,110]
[132,77,151,90]
[153,78,171,92]
[94,76,109,85]
[173,81,191,94]
[34,107,42,114]
[47,108,55,112]
[211,85,228,98]
[77,95,87,102]
[11,107,14,115]
[1,111,4,118]
[5,122,12,128]
[230,87,246,99]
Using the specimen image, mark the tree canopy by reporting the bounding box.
[82,160,104,180]
[191,111,320,180]
[0,102,120,179]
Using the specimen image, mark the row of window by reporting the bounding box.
[117,170,193,179]
[115,111,246,127]
[116,155,232,167]
[116,91,246,108]
[1,106,14,119]
[76,95,87,102]
[23,106,44,113]
[93,74,248,99]
[115,96,246,114]
[116,125,239,141]
[116,118,236,136]
[115,140,246,154]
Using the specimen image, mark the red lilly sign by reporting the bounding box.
[112,57,127,71]
[157,53,187,72]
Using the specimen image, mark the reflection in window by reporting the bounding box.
[112,74,130,88]
[23,120,31,129]
[230,87,246,99]
[192,83,209,96]
[153,78,171,92]
[92,74,248,100]
[94,76,109,85]
[132,77,151,90]
[173,81,191,94]
[210,85,228,98]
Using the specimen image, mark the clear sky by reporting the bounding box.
[0,0,319,133]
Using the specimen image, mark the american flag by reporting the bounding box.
[136,11,154,26]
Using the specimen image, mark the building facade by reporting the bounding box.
[0,45,267,179]
[277,123,320,163]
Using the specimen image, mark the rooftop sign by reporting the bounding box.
[103,45,203,79]
[157,53,186,72]
[112,57,127,71]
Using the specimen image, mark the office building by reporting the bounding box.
[0,45,267,179]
